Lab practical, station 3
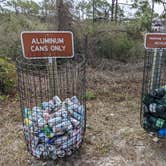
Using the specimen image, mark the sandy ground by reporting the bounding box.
[1,60,166,166]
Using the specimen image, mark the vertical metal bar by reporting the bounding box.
[156,49,163,88]
[54,58,59,96]
[151,49,163,90]
[48,58,54,98]
[151,48,158,90]
[39,66,43,104]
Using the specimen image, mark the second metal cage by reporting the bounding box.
[16,54,86,160]
[141,49,166,137]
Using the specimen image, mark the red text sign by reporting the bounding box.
[21,31,74,59]
[145,33,166,49]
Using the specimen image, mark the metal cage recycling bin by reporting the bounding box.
[16,54,86,160]
[141,49,166,138]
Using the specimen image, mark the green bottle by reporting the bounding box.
[150,88,166,99]
[42,125,52,138]
[143,94,154,106]
[143,116,165,132]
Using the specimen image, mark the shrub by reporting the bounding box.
[74,22,144,61]
[0,13,47,60]
[85,91,96,100]
[0,57,16,95]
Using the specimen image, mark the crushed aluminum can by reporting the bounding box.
[38,118,47,128]
[54,136,68,146]
[23,108,32,118]
[70,128,82,139]
[65,149,72,156]
[52,120,72,133]
[31,136,39,149]
[32,107,41,112]
[71,96,80,104]
[50,109,68,119]
[66,104,79,111]
[43,151,49,158]
[52,128,64,136]
[31,112,42,122]
[43,112,50,121]
[70,117,80,128]
[76,139,82,148]
[67,109,82,121]
[33,144,45,158]
[37,144,45,152]
[63,98,73,106]
[32,149,41,159]
[38,132,49,143]
[46,144,55,152]
[48,117,63,127]
[51,151,57,160]
[53,96,62,106]
[47,136,62,145]
[60,136,77,150]
[42,102,53,111]
[77,105,85,115]
[24,118,33,127]
[56,150,65,158]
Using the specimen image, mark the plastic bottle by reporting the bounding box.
[150,87,166,99]
[143,116,166,131]
[158,128,166,137]
[42,125,53,138]
[149,103,166,118]
[143,94,155,106]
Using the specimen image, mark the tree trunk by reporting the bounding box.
[56,0,64,30]
[115,0,118,22]
[111,0,115,21]
[151,0,155,31]
[93,0,95,23]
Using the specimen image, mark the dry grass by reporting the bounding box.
[1,60,166,165]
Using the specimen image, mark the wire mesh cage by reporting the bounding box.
[16,54,86,160]
[141,49,166,137]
